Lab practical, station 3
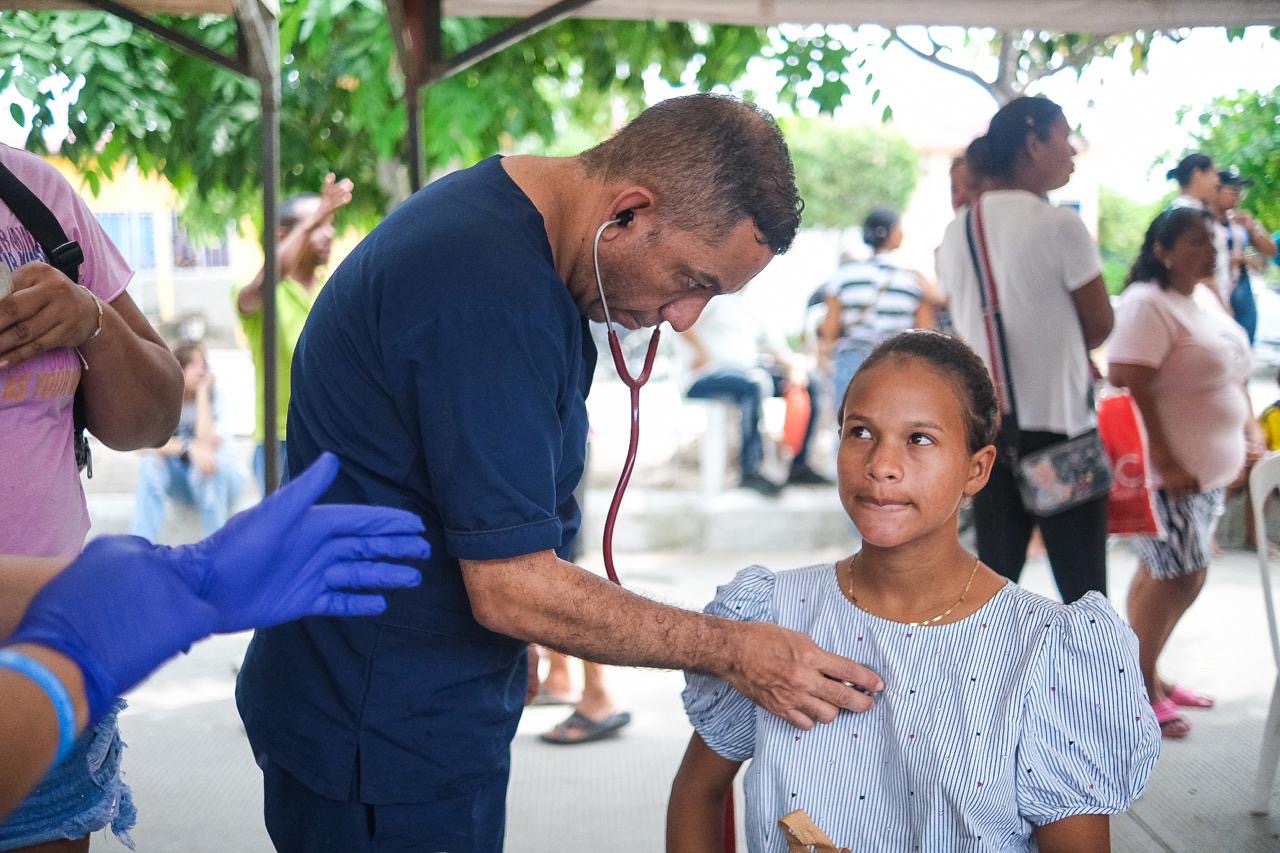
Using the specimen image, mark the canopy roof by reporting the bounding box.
[442,0,1280,30]
[7,0,1279,28]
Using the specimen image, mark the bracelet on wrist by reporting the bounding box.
[79,285,104,344]
[0,648,78,767]
[73,286,104,371]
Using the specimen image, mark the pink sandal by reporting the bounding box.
[1167,684,1215,709]
[1153,697,1190,739]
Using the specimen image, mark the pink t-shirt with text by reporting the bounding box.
[1107,281,1252,492]
[0,144,132,557]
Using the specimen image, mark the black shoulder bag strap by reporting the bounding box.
[0,159,93,477]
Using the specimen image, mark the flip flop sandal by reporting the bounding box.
[539,709,632,745]
[1167,684,1215,709]
[530,689,581,706]
[1152,697,1190,739]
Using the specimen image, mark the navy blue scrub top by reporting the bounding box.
[236,156,596,804]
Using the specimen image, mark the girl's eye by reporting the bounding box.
[846,425,871,440]
[909,433,935,446]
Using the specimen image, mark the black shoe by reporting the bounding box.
[787,463,833,486]
[740,472,783,497]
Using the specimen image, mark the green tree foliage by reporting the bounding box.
[781,117,919,229]
[1186,85,1280,230]
[0,6,859,239]
[1097,187,1163,295]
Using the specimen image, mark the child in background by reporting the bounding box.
[1260,369,1280,452]
[666,331,1159,852]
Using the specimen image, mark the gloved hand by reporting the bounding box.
[8,452,429,724]
[167,451,429,632]
[9,534,220,724]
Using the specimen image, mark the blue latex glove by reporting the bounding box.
[8,452,428,724]
[167,451,429,632]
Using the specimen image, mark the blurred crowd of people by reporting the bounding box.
[4,84,1280,851]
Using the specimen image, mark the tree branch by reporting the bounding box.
[890,29,996,103]
[1027,34,1110,84]
[988,31,1021,104]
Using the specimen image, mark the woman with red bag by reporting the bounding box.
[1108,206,1264,738]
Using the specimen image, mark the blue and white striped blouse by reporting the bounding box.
[683,564,1161,852]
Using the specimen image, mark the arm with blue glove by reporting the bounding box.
[0,452,429,819]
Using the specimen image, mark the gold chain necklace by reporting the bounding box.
[844,552,981,627]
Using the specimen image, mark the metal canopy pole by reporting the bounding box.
[387,0,598,192]
[426,0,596,84]
[81,0,284,493]
[238,0,283,493]
[84,0,253,75]
[387,0,436,192]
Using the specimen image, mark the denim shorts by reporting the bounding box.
[0,701,136,850]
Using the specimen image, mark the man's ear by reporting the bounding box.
[599,187,655,240]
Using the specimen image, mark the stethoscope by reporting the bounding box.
[593,210,738,848]
[592,209,661,585]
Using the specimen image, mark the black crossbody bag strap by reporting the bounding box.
[0,159,92,476]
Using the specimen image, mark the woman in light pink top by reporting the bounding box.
[1108,206,1262,739]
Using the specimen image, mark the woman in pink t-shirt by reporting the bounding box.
[1108,206,1262,739]
[0,145,183,852]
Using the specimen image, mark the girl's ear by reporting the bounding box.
[964,444,998,497]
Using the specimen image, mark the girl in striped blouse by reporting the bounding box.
[667,331,1159,852]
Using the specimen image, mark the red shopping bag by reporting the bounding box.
[782,386,811,458]
[1097,390,1162,537]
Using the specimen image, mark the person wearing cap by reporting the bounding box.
[1166,153,1231,307]
[1213,168,1277,344]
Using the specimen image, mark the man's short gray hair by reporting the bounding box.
[579,94,802,254]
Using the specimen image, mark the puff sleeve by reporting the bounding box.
[681,565,778,762]
[1015,592,1161,825]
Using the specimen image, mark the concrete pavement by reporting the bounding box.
[83,539,1280,852]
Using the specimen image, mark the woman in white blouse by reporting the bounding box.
[935,96,1114,604]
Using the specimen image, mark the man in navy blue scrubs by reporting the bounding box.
[235,94,882,851]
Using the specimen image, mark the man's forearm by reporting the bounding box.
[463,551,737,677]
[238,213,327,314]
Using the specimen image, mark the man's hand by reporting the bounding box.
[722,621,880,730]
[171,452,428,632]
[0,262,99,368]
[317,172,354,219]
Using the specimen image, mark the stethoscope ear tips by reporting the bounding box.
[614,209,635,228]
